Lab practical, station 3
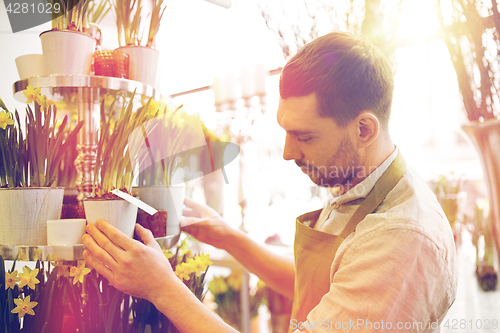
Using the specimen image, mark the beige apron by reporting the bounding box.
[289,151,406,332]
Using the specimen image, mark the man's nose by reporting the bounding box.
[283,135,302,161]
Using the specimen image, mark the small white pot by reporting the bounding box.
[84,199,138,238]
[40,30,96,75]
[132,184,185,235]
[47,219,87,245]
[116,46,159,88]
[15,54,46,80]
[0,187,64,246]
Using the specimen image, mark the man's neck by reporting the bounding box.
[336,137,396,195]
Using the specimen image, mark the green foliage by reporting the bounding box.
[92,94,155,197]
[0,99,83,188]
[48,0,92,32]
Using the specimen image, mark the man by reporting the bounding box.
[83,32,457,332]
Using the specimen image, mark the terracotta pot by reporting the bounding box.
[40,30,96,75]
[0,187,64,246]
[83,198,138,238]
[462,119,500,261]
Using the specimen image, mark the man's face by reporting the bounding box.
[277,93,360,188]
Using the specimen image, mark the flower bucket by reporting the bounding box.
[40,30,96,75]
[15,54,46,80]
[0,187,64,246]
[132,184,185,236]
[83,198,138,238]
[116,46,159,87]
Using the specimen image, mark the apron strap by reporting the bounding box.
[339,150,406,239]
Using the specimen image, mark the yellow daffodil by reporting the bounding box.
[174,262,193,281]
[53,262,70,280]
[32,248,43,261]
[18,267,40,290]
[179,239,190,257]
[5,270,20,290]
[0,110,14,130]
[11,295,38,319]
[23,85,41,104]
[195,252,213,267]
[209,276,229,295]
[187,255,211,277]
[163,249,174,259]
[69,260,91,285]
[35,94,54,110]
[226,270,243,291]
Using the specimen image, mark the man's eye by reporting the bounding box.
[298,137,312,143]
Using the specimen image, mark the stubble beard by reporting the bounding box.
[296,137,361,188]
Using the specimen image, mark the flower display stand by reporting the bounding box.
[13,75,159,200]
[0,234,180,261]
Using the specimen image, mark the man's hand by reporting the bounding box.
[82,220,174,302]
[181,197,234,250]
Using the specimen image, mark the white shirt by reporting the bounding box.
[294,149,457,332]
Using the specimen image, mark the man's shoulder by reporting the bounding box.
[355,165,454,251]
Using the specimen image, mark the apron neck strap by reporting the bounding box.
[339,150,406,239]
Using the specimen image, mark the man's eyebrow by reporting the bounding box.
[287,130,318,136]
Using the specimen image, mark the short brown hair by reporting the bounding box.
[279,32,394,130]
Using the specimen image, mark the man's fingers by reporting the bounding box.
[135,224,159,249]
[83,249,114,282]
[182,207,198,217]
[82,232,119,268]
[93,219,133,250]
[180,217,203,228]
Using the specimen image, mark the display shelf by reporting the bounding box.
[0,233,180,261]
[13,75,159,102]
[12,75,158,200]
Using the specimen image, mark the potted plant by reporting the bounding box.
[39,0,95,75]
[132,102,206,237]
[83,94,156,238]
[0,87,83,246]
[112,0,167,87]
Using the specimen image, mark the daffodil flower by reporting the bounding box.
[18,267,40,290]
[226,270,243,291]
[35,94,55,110]
[52,262,70,280]
[186,255,211,277]
[163,249,174,259]
[69,260,91,285]
[23,85,41,104]
[195,252,213,267]
[174,262,193,281]
[0,110,15,130]
[5,270,20,290]
[11,295,38,319]
[209,276,229,295]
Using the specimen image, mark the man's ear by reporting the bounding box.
[351,111,379,149]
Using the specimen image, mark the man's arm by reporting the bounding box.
[182,197,295,299]
[83,220,239,333]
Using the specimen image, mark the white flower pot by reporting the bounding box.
[0,187,64,246]
[116,46,159,88]
[40,30,96,75]
[132,184,185,235]
[15,54,46,80]
[83,199,138,238]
